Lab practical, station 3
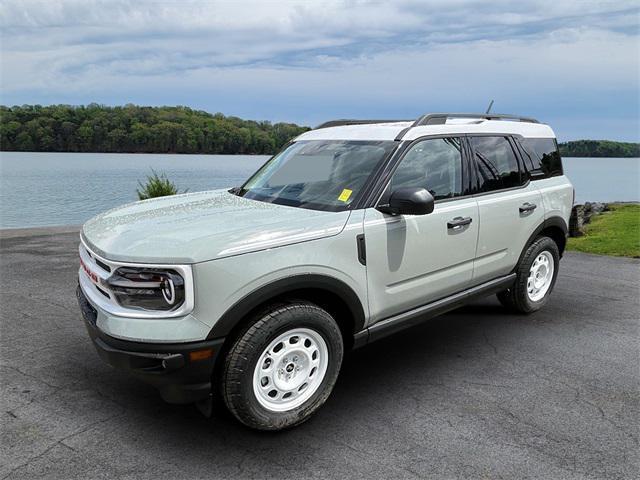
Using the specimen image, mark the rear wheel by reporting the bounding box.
[221,301,343,431]
[497,236,560,313]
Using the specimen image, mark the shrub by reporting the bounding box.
[136,169,185,200]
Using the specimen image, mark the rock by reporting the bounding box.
[569,202,609,237]
[585,202,608,216]
[570,205,586,237]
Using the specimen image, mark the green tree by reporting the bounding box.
[559,140,640,158]
[0,104,309,154]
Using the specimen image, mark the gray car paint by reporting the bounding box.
[81,189,351,264]
[78,153,572,344]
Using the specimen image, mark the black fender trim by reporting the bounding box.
[207,274,366,340]
[515,216,568,269]
[542,215,568,235]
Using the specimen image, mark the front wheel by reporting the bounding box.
[221,301,343,431]
[497,236,560,313]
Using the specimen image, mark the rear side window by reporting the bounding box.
[470,136,522,192]
[520,138,563,178]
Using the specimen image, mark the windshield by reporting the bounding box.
[238,140,397,211]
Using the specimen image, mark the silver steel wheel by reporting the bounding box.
[252,328,329,412]
[527,250,554,302]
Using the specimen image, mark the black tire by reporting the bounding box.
[221,301,343,431]
[497,236,560,314]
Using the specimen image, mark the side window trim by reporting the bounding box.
[507,136,527,185]
[373,135,469,207]
[461,136,478,195]
[467,134,530,196]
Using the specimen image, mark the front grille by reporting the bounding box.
[95,258,111,273]
[83,245,111,273]
[95,285,111,298]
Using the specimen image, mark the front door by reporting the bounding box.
[363,137,479,324]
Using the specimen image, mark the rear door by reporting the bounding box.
[469,135,544,283]
[363,136,479,323]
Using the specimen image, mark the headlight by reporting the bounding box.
[107,267,186,312]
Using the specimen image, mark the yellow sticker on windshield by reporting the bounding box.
[338,188,353,202]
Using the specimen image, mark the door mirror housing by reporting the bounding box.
[377,187,435,216]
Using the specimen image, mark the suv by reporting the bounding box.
[77,113,573,430]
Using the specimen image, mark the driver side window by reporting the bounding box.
[390,137,463,200]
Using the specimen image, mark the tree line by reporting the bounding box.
[558,140,639,158]
[0,104,309,154]
[1,105,637,157]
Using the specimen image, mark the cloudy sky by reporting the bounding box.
[1,0,638,140]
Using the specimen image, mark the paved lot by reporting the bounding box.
[1,229,638,479]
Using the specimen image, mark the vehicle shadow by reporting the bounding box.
[335,299,514,401]
[149,299,511,429]
[84,297,521,474]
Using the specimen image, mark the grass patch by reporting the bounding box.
[567,203,640,258]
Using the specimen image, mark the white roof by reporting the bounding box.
[297,122,413,142]
[296,118,556,142]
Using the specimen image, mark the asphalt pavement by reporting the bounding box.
[1,229,638,479]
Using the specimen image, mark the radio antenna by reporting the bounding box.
[485,99,494,114]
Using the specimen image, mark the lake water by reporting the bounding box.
[1,152,638,229]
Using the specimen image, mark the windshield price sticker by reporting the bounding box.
[338,188,352,202]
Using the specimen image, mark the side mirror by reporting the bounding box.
[377,187,435,216]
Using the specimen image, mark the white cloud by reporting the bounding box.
[0,0,638,139]
[2,0,637,74]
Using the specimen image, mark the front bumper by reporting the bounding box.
[77,285,224,404]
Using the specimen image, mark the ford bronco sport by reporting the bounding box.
[77,113,573,430]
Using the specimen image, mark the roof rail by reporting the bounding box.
[315,119,410,129]
[412,113,539,127]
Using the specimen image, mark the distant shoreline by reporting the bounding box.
[0,151,270,156]
[2,105,639,157]
[0,225,80,238]
[1,105,308,156]
[1,150,637,159]
[558,140,639,158]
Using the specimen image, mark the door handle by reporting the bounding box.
[447,216,472,230]
[519,202,537,213]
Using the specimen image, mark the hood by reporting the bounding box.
[81,189,350,263]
